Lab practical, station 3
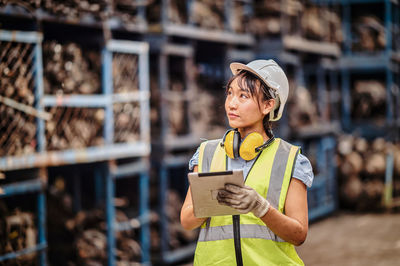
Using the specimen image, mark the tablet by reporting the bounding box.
[188,170,244,218]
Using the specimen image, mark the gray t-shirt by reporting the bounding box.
[188,146,314,188]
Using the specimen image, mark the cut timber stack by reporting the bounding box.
[45,107,104,150]
[0,203,37,265]
[150,190,198,253]
[250,0,303,37]
[301,5,343,43]
[0,38,37,157]
[43,41,101,95]
[41,0,109,21]
[352,80,386,122]
[353,15,386,52]
[191,0,225,30]
[287,86,320,130]
[336,135,400,211]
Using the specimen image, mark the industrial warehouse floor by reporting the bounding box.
[179,212,400,266]
[296,212,400,266]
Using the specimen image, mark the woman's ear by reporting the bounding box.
[262,99,275,116]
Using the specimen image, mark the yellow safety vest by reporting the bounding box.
[194,138,304,266]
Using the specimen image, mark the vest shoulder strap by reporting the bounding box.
[198,139,222,173]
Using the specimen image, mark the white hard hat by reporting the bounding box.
[230,59,289,121]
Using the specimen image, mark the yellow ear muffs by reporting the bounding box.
[239,132,264,161]
[223,130,240,159]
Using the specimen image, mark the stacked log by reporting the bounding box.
[0,202,37,265]
[41,0,109,21]
[0,40,37,156]
[0,0,41,13]
[113,0,149,29]
[301,6,343,43]
[352,80,386,121]
[190,79,226,139]
[45,107,104,150]
[250,0,303,37]
[112,53,139,94]
[191,0,225,30]
[353,15,386,52]
[43,41,101,95]
[150,190,199,252]
[168,79,188,136]
[113,103,140,143]
[287,86,320,129]
[336,135,400,211]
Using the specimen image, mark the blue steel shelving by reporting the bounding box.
[337,0,399,137]
[102,39,151,266]
[0,29,151,265]
[293,135,338,222]
[154,42,200,264]
[0,30,47,265]
[150,0,254,45]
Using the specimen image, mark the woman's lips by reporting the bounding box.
[228,113,239,119]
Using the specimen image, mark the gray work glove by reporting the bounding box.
[217,184,270,218]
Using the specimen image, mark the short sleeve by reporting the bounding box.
[292,153,314,188]
[188,147,200,171]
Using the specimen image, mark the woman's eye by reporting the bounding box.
[240,94,248,98]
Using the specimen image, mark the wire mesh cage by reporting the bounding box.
[45,107,105,151]
[0,34,40,157]
[113,102,140,143]
[112,52,139,94]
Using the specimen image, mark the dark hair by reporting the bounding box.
[225,70,276,138]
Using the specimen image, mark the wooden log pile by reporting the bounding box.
[190,78,226,139]
[301,6,343,43]
[191,0,225,30]
[287,85,320,130]
[150,190,199,252]
[336,135,400,211]
[250,0,303,37]
[113,0,150,28]
[352,80,386,121]
[41,0,109,21]
[0,202,37,265]
[43,41,101,95]
[0,41,37,157]
[353,15,386,52]
[113,103,140,143]
[112,53,139,94]
[45,107,104,150]
[168,79,188,136]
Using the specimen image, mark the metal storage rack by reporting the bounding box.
[152,42,199,264]
[336,0,399,137]
[148,0,254,45]
[101,39,151,265]
[294,135,338,222]
[0,27,151,265]
[0,30,47,265]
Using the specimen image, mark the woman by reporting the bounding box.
[180,59,314,265]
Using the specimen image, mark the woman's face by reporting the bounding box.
[225,77,272,134]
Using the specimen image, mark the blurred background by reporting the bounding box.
[0,0,399,265]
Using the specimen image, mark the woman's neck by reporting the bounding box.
[238,126,269,141]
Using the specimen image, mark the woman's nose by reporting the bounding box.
[228,96,238,109]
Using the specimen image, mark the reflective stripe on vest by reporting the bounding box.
[194,138,303,266]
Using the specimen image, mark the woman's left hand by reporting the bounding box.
[217,184,270,217]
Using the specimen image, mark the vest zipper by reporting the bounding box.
[233,215,243,266]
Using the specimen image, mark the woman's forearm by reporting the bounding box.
[260,207,307,246]
[260,178,308,246]
[180,199,207,230]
